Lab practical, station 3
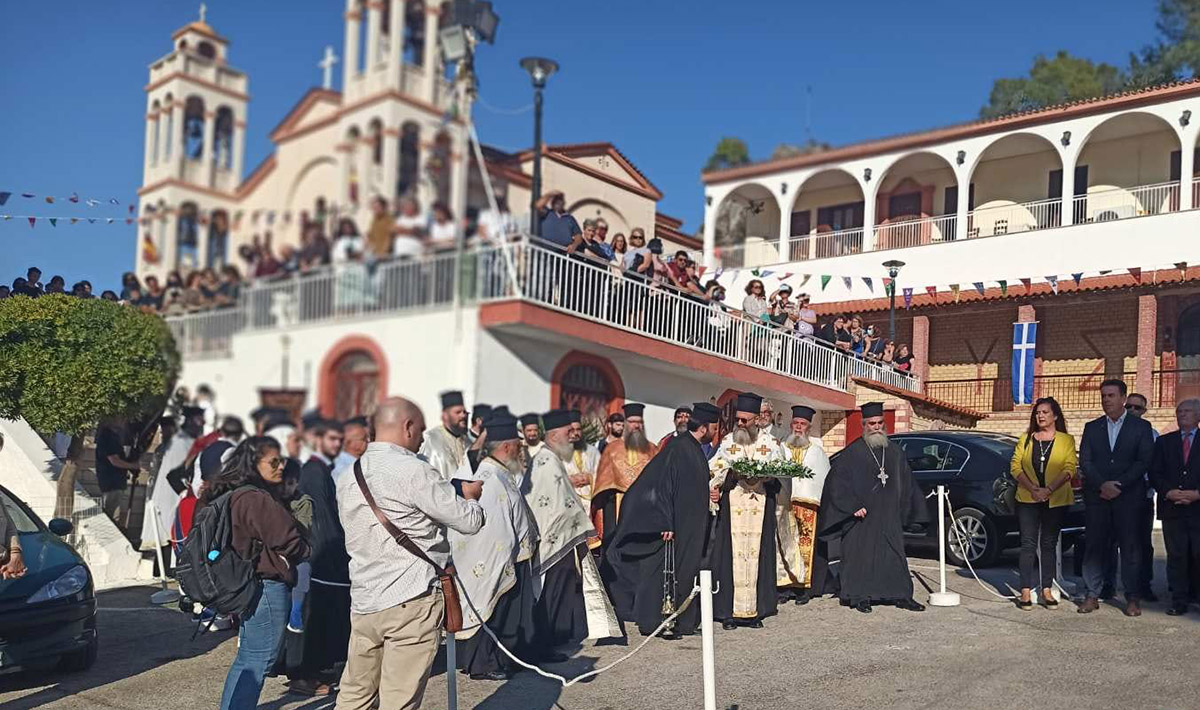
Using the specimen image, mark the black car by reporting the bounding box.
[832,431,1085,566]
[0,485,98,673]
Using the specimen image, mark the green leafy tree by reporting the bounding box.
[770,139,832,160]
[704,137,751,173]
[979,51,1128,119]
[1150,0,1200,78]
[0,295,180,515]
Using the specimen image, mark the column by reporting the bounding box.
[1061,150,1077,226]
[359,134,373,202]
[165,101,182,179]
[381,127,400,201]
[1182,138,1195,210]
[365,1,382,72]
[912,315,931,388]
[422,2,440,104]
[161,212,178,275]
[702,196,716,267]
[777,200,790,262]
[862,179,877,251]
[955,172,969,241]
[416,127,435,209]
[343,0,362,92]
[231,119,246,182]
[388,0,406,87]
[203,111,217,187]
[143,113,158,183]
[1137,294,1158,399]
[197,206,211,269]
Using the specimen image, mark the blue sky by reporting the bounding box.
[0,0,1161,291]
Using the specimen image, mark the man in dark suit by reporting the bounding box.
[1078,379,1155,616]
[1149,399,1200,616]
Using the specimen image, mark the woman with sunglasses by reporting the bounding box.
[1009,397,1077,610]
[206,437,310,710]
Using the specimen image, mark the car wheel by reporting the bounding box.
[946,507,999,567]
[59,635,98,672]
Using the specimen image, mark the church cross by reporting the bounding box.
[727,444,742,455]
[319,46,340,90]
[199,2,207,23]
[756,444,772,457]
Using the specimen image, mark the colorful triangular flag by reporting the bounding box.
[87,218,96,224]
[48,218,57,227]
[128,204,135,215]
[70,218,78,225]
[797,274,812,288]
[106,218,114,224]
[925,286,937,304]
[697,265,708,279]
[998,279,1008,296]
[777,272,793,281]
[751,268,761,277]
[1071,272,1083,287]
[27,217,35,228]
[862,277,874,293]
[820,275,832,291]
[973,282,985,297]
[109,198,119,205]
[20,192,35,199]
[69,192,79,203]
[903,287,913,309]
[44,196,54,204]
[1176,262,1189,279]
[125,217,134,225]
[950,284,961,303]
[1046,275,1059,295]
[1020,277,1032,294]
[759,269,774,278]
[85,198,99,207]
[842,276,852,291]
[0,191,10,206]
[713,267,724,281]
[1128,267,1142,284]
[1099,270,1111,275]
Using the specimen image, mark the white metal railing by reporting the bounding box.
[483,239,921,393]
[166,307,242,358]
[785,227,865,262]
[873,214,957,250]
[967,195,1063,239]
[711,236,781,269]
[1071,180,1180,224]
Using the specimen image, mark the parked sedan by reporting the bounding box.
[831,431,1085,566]
[0,486,97,673]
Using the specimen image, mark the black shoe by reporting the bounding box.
[1166,605,1188,616]
[746,619,764,629]
[721,621,738,631]
[794,592,812,606]
[469,671,509,681]
[1017,599,1034,611]
[854,601,872,614]
[896,598,926,612]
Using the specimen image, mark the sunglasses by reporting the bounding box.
[631,236,645,241]
[1124,403,1146,412]
[265,456,285,470]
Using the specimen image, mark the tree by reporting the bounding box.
[979,51,1128,119]
[0,295,180,516]
[770,139,832,160]
[704,137,751,173]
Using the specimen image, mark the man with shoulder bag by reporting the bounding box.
[335,398,484,710]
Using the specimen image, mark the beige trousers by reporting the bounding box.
[335,589,444,710]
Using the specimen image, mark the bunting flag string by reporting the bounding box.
[820,275,832,291]
[973,282,985,297]
[797,274,812,288]
[0,190,126,209]
[1071,273,1084,286]
[925,286,938,304]
[950,284,961,303]
[862,277,874,293]
[1128,267,1143,284]
[841,276,852,291]
[1046,275,1059,295]
[3,214,135,227]
[998,280,1008,296]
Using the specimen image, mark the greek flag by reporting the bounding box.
[1012,321,1038,405]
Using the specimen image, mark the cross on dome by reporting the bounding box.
[319,46,339,90]
[199,2,207,23]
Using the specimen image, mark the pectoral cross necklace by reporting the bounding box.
[869,445,888,486]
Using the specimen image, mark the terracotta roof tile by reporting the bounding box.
[853,377,988,421]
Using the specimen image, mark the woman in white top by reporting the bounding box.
[332,218,372,310]
[795,293,817,337]
[428,202,459,252]
[742,279,768,322]
[392,197,426,259]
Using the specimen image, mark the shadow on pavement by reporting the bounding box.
[0,585,229,710]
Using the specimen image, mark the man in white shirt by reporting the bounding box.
[335,398,484,710]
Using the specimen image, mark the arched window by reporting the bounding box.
[214,107,234,169]
[398,122,420,197]
[404,0,425,65]
[332,351,381,420]
[151,101,161,165]
[208,210,229,268]
[432,130,452,207]
[163,94,174,160]
[550,351,625,424]
[197,41,217,60]
[177,202,200,269]
[347,126,362,204]
[369,119,384,166]
[184,96,206,159]
[1178,303,1200,357]
[356,0,369,74]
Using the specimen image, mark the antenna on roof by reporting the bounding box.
[805,85,813,143]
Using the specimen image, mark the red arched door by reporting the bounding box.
[331,351,381,421]
[557,363,616,423]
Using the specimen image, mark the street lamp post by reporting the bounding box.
[520,57,558,236]
[883,260,905,343]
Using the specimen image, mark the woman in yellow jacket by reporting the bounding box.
[1009,396,1077,610]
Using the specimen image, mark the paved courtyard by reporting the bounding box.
[2,543,1196,710]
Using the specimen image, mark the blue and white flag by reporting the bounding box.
[1012,321,1038,405]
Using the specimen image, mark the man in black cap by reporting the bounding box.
[657,407,693,449]
[418,390,470,481]
[778,405,832,604]
[519,412,543,451]
[593,403,659,545]
[708,392,786,629]
[820,402,927,613]
[598,412,625,454]
[452,411,540,681]
[525,410,609,647]
[604,402,720,638]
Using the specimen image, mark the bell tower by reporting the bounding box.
[138,4,248,276]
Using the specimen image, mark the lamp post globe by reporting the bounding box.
[520,57,559,236]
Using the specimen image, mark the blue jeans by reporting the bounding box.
[219,580,289,710]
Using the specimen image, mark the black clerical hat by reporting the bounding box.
[542,409,572,431]
[492,405,511,417]
[519,412,540,428]
[860,401,885,418]
[674,406,693,417]
[440,390,465,409]
[301,408,323,428]
[691,402,720,425]
[472,404,492,422]
[181,406,205,420]
[623,402,645,418]
[791,405,816,421]
[568,409,582,424]
[483,413,519,442]
[735,392,763,414]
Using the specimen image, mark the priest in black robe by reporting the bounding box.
[602,402,720,638]
[819,402,928,613]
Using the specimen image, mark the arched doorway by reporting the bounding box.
[712,182,781,268]
[550,351,625,425]
[319,336,389,420]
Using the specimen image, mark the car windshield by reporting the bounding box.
[964,434,1018,458]
[1,489,42,534]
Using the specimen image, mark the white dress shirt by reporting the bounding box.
[1106,411,1127,450]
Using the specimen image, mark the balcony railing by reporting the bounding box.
[967,195,1064,238]
[487,239,920,393]
[167,238,921,395]
[874,214,957,250]
[926,371,1145,412]
[785,227,865,261]
[1072,181,1180,223]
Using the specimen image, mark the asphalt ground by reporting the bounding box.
[2,539,1196,710]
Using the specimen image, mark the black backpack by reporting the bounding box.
[174,486,262,617]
